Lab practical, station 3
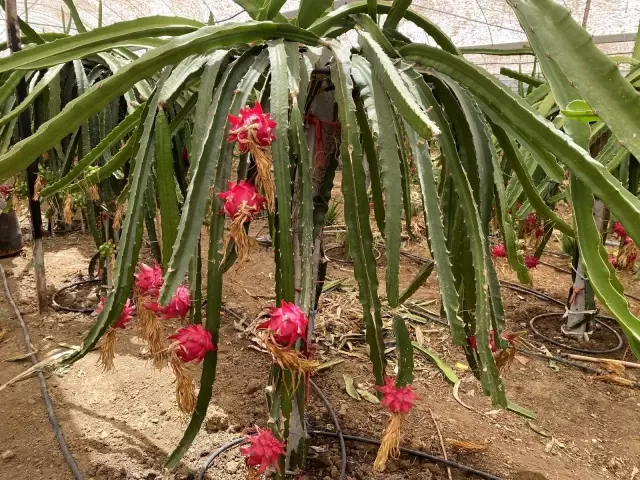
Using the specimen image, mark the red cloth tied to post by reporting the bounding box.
[304,115,340,169]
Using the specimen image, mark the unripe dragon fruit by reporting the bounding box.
[145,285,191,321]
[376,376,418,414]
[135,262,163,298]
[258,301,309,348]
[491,244,507,258]
[228,102,276,153]
[218,181,265,220]
[524,255,539,269]
[240,426,285,474]
[169,324,215,364]
[95,297,135,329]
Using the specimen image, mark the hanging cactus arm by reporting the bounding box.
[401,69,505,405]
[64,67,172,364]
[328,39,387,386]
[400,44,640,249]
[384,0,413,30]
[160,50,264,304]
[358,30,439,141]
[508,0,640,161]
[0,22,318,179]
[369,67,403,308]
[492,124,574,236]
[41,106,143,197]
[155,107,180,270]
[268,39,295,302]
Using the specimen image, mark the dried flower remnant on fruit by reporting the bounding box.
[228,102,276,152]
[168,324,214,414]
[227,102,277,210]
[218,181,266,261]
[373,376,418,472]
[240,426,285,475]
[95,297,135,371]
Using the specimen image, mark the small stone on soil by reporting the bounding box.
[225,460,239,473]
[246,379,262,394]
[1,450,15,461]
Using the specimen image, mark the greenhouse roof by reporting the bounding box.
[1,0,638,82]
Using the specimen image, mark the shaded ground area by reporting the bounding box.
[0,227,639,480]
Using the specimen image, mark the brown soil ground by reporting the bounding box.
[1,214,639,480]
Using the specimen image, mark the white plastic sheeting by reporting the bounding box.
[0,0,638,81]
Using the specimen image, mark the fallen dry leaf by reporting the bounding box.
[515,355,530,366]
[446,439,488,453]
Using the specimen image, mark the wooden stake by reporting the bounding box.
[566,354,640,369]
[5,0,47,314]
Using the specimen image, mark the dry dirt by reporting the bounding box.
[0,222,639,480]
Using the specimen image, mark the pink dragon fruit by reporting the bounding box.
[240,426,285,474]
[376,376,419,414]
[95,297,135,329]
[228,102,277,153]
[258,301,309,348]
[168,324,215,364]
[144,285,191,321]
[218,181,265,220]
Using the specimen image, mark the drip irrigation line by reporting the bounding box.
[529,312,623,354]
[310,379,347,480]
[310,431,505,480]
[325,245,382,264]
[198,437,247,480]
[538,259,571,274]
[51,279,102,313]
[0,265,84,480]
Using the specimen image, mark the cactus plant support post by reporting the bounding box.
[5,0,47,314]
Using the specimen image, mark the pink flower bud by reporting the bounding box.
[95,297,135,329]
[491,244,507,258]
[258,301,309,348]
[376,376,419,414]
[217,181,265,220]
[144,285,191,320]
[135,262,163,298]
[240,426,285,474]
[227,102,277,153]
[524,255,539,269]
[168,324,215,364]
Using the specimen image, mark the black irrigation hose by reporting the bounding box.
[501,280,624,353]
[325,245,382,264]
[0,265,84,480]
[310,431,505,480]
[310,379,347,480]
[198,437,248,480]
[197,430,505,480]
[51,279,102,313]
[529,312,624,354]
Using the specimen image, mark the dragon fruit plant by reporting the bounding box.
[2,0,640,477]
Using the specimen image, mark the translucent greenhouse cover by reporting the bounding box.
[0,0,638,81]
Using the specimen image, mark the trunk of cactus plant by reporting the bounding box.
[5,0,47,313]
